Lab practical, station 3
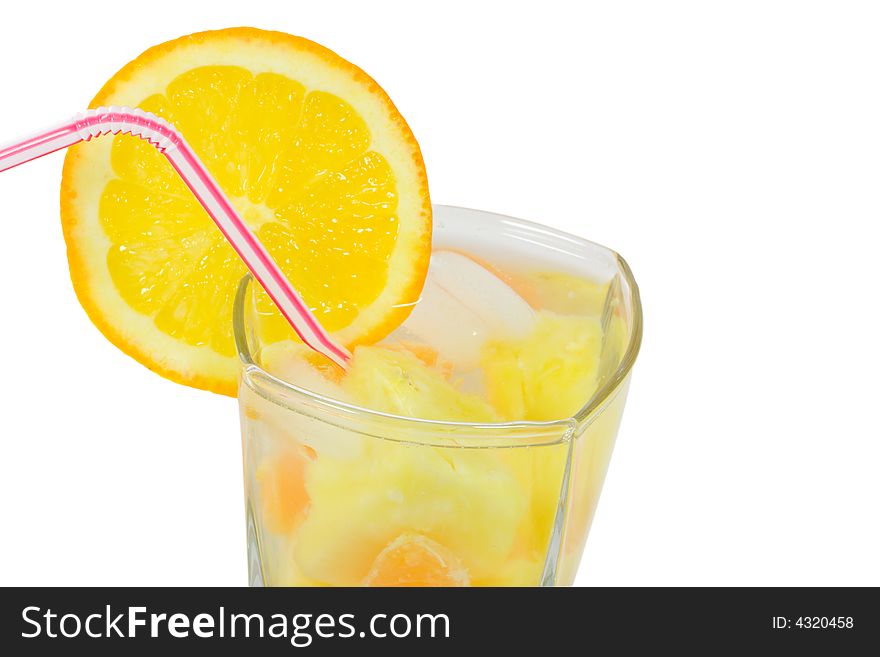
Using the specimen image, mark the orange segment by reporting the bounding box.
[61,28,431,395]
[256,447,313,535]
[363,533,469,587]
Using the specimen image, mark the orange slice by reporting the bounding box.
[61,28,431,395]
[363,533,469,587]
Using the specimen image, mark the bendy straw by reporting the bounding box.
[0,106,352,369]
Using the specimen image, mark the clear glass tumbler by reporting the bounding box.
[234,205,642,586]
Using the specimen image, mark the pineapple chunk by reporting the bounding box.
[482,312,603,421]
[295,442,527,585]
[344,346,499,422]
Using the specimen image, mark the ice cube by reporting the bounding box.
[262,342,351,401]
[402,251,536,370]
[253,342,363,459]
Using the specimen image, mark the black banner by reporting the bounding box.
[0,587,875,653]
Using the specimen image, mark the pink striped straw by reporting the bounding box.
[0,106,351,369]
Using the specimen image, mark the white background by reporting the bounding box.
[0,0,878,586]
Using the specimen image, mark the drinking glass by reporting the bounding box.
[234,205,642,586]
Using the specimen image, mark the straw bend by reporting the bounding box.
[75,106,179,152]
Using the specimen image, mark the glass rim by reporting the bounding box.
[233,204,642,436]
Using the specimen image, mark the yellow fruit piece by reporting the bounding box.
[295,443,527,585]
[388,342,454,379]
[482,311,603,421]
[61,28,431,395]
[501,443,569,559]
[343,346,498,422]
[363,533,469,587]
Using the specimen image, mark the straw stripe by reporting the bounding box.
[0,125,81,172]
[0,123,77,153]
[171,143,334,345]
[0,107,351,368]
